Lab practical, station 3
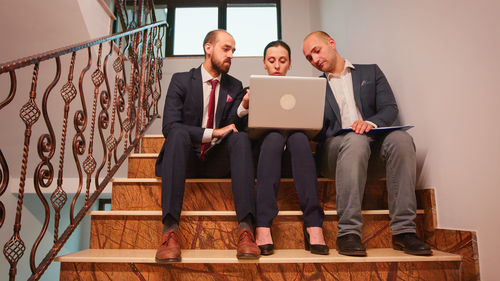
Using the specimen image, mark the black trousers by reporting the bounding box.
[158,127,256,223]
[255,131,324,227]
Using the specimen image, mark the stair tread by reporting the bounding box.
[111,177,334,183]
[129,153,159,158]
[88,209,424,216]
[55,248,460,264]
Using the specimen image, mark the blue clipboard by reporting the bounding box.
[334,125,414,136]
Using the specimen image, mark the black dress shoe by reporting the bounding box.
[258,244,274,255]
[392,233,432,256]
[336,234,367,256]
[303,225,329,255]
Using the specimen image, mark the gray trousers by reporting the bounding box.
[319,130,417,237]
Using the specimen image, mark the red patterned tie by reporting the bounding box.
[200,79,219,161]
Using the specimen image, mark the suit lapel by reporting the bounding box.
[215,74,228,128]
[192,67,204,126]
[322,74,341,124]
[351,67,364,117]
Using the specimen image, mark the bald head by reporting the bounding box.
[302,30,343,74]
[304,31,332,43]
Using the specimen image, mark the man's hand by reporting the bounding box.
[351,120,374,134]
[213,124,238,139]
[242,89,250,109]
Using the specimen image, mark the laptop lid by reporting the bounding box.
[248,75,326,137]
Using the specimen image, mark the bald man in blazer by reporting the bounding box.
[155,30,259,263]
[303,31,432,257]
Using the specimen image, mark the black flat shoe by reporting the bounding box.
[258,244,274,255]
[392,233,432,256]
[303,225,329,255]
[336,234,367,256]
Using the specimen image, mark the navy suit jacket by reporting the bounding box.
[155,66,244,176]
[315,64,399,142]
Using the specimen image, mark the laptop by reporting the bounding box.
[248,75,326,139]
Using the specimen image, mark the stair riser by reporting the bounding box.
[90,215,424,250]
[60,261,461,281]
[112,180,390,211]
[141,137,164,153]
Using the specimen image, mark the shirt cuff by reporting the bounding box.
[365,120,378,128]
[202,128,213,143]
[237,102,249,117]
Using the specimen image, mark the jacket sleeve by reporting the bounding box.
[162,73,205,145]
[365,65,398,127]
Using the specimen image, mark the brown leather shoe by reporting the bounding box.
[236,229,261,259]
[155,230,181,263]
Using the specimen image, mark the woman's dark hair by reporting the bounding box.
[263,40,291,60]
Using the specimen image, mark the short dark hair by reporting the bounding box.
[263,40,291,60]
[203,30,227,56]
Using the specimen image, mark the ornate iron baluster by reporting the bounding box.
[95,43,113,185]
[31,57,61,273]
[70,47,92,224]
[52,52,77,241]
[4,63,41,281]
[113,38,127,163]
[83,43,104,203]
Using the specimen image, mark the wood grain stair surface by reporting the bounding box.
[56,248,460,264]
[88,209,424,216]
[110,177,391,211]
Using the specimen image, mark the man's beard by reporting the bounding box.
[212,56,231,74]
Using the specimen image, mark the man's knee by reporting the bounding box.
[166,127,191,147]
[340,132,371,157]
[382,130,415,156]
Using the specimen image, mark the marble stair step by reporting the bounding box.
[57,248,461,281]
[56,248,460,263]
[141,134,165,153]
[111,177,389,211]
[88,210,425,250]
[128,153,159,178]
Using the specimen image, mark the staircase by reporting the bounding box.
[55,134,479,280]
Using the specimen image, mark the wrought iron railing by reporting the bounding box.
[0,6,166,279]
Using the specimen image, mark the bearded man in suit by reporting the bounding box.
[155,30,259,262]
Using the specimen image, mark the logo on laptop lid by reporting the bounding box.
[280,94,296,110]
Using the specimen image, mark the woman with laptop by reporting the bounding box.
[239,41,328,255]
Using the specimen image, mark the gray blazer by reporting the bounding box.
[315,64,399,142]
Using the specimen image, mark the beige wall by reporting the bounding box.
[317,0,500,280]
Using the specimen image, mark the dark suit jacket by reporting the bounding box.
[155,66,244,176]
[315,64,399,142]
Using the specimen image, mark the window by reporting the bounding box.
[161,0,281,57]
[226,4,278,56]
[173,7,218,55]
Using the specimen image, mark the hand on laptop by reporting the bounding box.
[351,120,374,135]
[242,89,250,109]
[213,124,238,139]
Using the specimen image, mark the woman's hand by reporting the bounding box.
[242,89,250,109]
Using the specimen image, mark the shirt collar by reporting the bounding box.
[201,63,222,84]
[326,59,355,80]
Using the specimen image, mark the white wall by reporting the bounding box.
[317,1,500,280]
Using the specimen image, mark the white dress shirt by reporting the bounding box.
[201,64,221,143]
[327,59,377,129]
